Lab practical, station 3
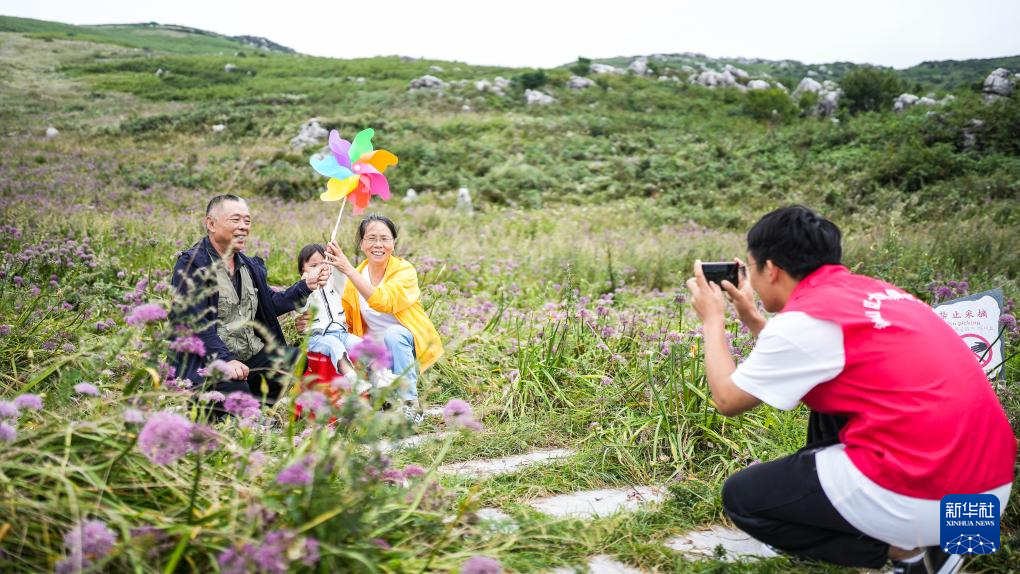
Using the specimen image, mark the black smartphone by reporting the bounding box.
[701,262,739,286]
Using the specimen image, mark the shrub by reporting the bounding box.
[841,66,903,114]
[743,88,797,122]
[571,57,592,77]
[515,70,548,91]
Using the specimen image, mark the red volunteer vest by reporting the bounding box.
[784,265,1016,498]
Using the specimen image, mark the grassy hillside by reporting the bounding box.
[1,17,1019,573]
[0,15,293,55]
[591,52,1020,92]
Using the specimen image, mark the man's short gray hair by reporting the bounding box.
[205,194,245,217]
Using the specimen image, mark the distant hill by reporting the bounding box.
[583,52,1020,92]
[0,15,294,55]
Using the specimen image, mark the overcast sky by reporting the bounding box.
[4,0,1019,69]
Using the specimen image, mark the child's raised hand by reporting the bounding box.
[325,241,353,275]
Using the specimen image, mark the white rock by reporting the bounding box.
[154,68,166,77]
[211,124,227,133]
[354,77,365,84]
[525,89,556,106]
[461,104,472,112]
[439,448,575,479]
[568,76,595,90]
[553,555,645,574]
[591,63,625,75]
[403,188,418,204]
[665,525,776,562]
[807,69,819,77]
[429,65,444,73]
[289,118,329,149]
[917,96,937,106]
[893,93,920,112]
[457,187,473,212]
[817,89,842,117]
[983,68,1013,102]
[224,63,238,73]
[378,431,453,454]
[529,486,665,519]
[628,57,651,76]
[723,64,749,80]
[792,78,822,98]
[493,76,511,90]
[409,75,446,90]
[692,70,740,89]
[474,79,492,91]
[747,79,770,90]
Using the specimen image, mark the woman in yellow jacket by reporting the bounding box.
[324,215,443,409]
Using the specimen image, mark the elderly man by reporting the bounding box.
[170,194,328,404]
[686,205,1015,574]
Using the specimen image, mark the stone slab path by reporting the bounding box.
[551,554,645,574]
[664,525,775,561]
[439,448,575,479]
[529,486,666,519]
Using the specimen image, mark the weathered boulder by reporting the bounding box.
[224,63,238,73]
[211,124,227,133]
[591,63,625,75]
[45,126,59,138]
[983,68,1013,102]
[409,75,446,90]
[747,79,770,90]
[568,76,595,90]
[893,93,920,112]
[289,119,328,149]
[628,57,652,76]
[723,64,749,80]
[525,89,556,106]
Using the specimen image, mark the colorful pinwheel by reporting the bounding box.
[310,127,398,240]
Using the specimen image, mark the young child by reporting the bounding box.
[297,244,362,379]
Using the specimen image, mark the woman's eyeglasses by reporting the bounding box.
[361,236,394,246]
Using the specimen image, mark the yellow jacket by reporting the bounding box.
[342,255,444,372]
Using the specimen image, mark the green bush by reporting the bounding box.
[841,66,903,114]
[516,69,548,90]
[571,57,592,77]
[743,88,797,122]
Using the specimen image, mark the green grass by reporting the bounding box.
[1,22,1019,572]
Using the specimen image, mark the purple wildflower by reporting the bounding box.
[169,335,205,357]
[187,424,220,453]
[223,392,260,419]
[369,538,391,550]
[443,398,483,431]
[0,422,16,442]
[276,456,315,487]
[349,337,392,370]
[0,324,10,335]
[123,408,145,424]
[0,401,18,419]
[252,530,294,574]
[74,382,99,396]
[124,303,166,326]
[461,556,503,574]
[62,343,75,353]
[382,468,405,484]
[218,544,257,574]
[56,519,117,573]
[402,464,426,478]
[198,391,225,403]
[301,537,321,567]
[13,394,43,410]
[245,450,267,476]
[295,390,330,418]
[137,411,192,465]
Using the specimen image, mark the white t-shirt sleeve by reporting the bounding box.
[731,311,845,411]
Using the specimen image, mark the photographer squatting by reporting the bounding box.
[685,205,1017,574]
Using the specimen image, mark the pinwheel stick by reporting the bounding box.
[329,196,348,242]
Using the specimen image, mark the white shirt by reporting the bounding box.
[730,311,1013,548]
[300,269,347,335]
[358,266,401,335]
